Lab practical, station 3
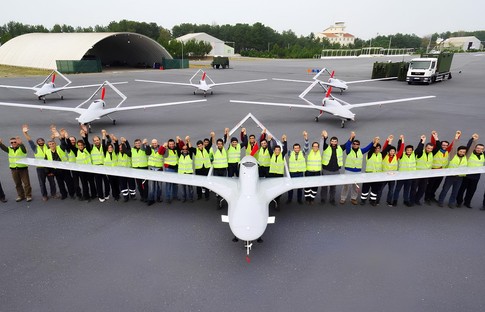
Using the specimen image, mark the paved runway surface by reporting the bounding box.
[1,54,485,311]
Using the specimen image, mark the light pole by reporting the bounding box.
[181,41,184,69]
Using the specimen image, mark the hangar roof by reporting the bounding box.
[0,32,172,70]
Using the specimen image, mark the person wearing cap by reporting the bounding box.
[0,135,32,202]
[225,128,248,178]
[22,124,57,201]
[340,132,375,205]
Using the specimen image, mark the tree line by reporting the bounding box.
[1,20,483,58]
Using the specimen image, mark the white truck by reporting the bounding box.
[406,52,453,85]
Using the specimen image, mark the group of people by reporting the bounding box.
[1,124,484,212]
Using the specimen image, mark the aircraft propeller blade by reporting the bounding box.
[101,87,106,100]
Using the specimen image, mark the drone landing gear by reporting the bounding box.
[107,115,116,125]
[193,91,196,95]
[245,241,252,263]
[203,91,207,97]
[341,119,345,128]
[315,111,324,122]
[210,91,213,95]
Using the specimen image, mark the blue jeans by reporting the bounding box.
[439,176,463,205]
[164,167,178,201]
[147,166,162,201]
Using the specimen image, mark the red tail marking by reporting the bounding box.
[201,72,206,81]
[250,143,259,156]
[101,87,106,100]
[51,73,56,83]
[246,256,251,263]
[330,70,335,78]
[325,86,333,99]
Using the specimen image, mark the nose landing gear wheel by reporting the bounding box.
[314,117,319,122]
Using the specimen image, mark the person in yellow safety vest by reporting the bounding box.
[83,128,110,202]
[118,137,137,202]
[413,135,434,206]
[146,138,164,206]
[257,128,273,178]
[44,140,72,200]
[244,132,259,160]
[425,130,460,203]
[0,136,32,202]
[212,135,228,209]
[320,130,351,205]
[50,125,76,199]
[225,127,248,178]
[268,135,288,210]
[159,137,184,203]
[438,143,467,209]
[457,133,483,209]
[391,135,419,207]
[287,139,308,204]
[22,124,56,201]
[103,134,120,201]
[360,137,386,206]
[192,134,212,201]
[376,135,401,206]
[340,132,376,205]
[131,138,150,202]
[178,141,194,202]
[70,131,96,202]
[58,128,85,199]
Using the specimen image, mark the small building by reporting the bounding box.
[441,36,482,51]
[316,22,355,46]
[176,32,234,56]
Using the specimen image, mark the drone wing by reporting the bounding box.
[135,79,195,87]
[211,78,267,87]
[17,158,236,202]
[0,101,84,113]
[0,84,36,91]
[261,166,485,203]
[336,95,436,109]
[345,77,398,84]
[103,99,207,113]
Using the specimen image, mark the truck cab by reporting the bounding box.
[406,58,438,84]
[406,52,453,85]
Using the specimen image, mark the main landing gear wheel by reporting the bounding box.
[341,120,345,128]
[210,91,213,95]
[314,116,319,122]
[193,91,196,95]
[61,96,64,100]
[43,98,46,103]
[112,119,116,125]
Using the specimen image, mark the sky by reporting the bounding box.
[0,0,483,39]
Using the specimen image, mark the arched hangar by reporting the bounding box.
[0,32,172,70]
